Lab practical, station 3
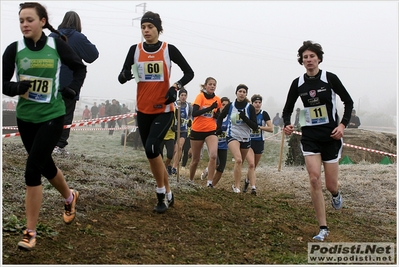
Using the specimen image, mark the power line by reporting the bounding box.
[132,2,146,42]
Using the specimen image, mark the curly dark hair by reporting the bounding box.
[297,40,324,65]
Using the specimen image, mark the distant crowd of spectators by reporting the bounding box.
[3,100,17,110]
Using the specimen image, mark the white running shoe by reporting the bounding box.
[53,146,70,155]
[313,229,329,241]
[332,191,343,210]
[231,185,240,193]
[200,167,208,180]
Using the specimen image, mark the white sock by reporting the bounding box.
[167,191,172,201]
[156,186,166,194]
[65,192,73,204]
[252,186,256,190]
[207,180,212,186]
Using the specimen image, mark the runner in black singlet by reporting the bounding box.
[282,40,354,242]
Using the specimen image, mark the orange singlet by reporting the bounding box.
[192,93,221,132]
[134,42,174,114]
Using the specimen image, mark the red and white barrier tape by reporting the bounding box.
[341,143,396,157]
[2,123,396,158]
[3,132,20,138]
[71,126,137,131]
[2,113,136,138]
[65,113,135,129]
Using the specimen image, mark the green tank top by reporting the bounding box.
[15,37,65,123]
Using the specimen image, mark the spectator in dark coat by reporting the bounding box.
[50,11,99,154]
[106,99,121,135]
[99,103,106,128]
[121,103,131,126]
[347,109,361,128]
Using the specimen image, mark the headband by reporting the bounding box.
[141,16,162,32]
[251,96,262,103]
[236,84,248,94]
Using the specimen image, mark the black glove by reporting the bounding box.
[171,125,177,132]
[215,128,222,135]
[187,120,192,128]
[123,69,133,81]
[239,110,257,129]
[16,80,32,95]
[60,87,77,100]
[239,110,247,120]
[165,86,177,105]
[210,101,218,109]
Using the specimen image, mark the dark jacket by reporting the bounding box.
[121,106,130,114]
[348,115,361,128]
[106,103,121,116]
[49,29,99,99]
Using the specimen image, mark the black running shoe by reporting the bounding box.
[168,193,174,207]
[153,193,168,213]
[251,188,257,196]
[243,179,250,193]
[167,166,172,176]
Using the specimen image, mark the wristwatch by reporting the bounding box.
[175,81,182,90]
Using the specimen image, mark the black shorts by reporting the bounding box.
[176,131,188,140]
[190,130,215,141]
[250,140,264,154]
[300,138,343,163]
[226,137,251,149]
